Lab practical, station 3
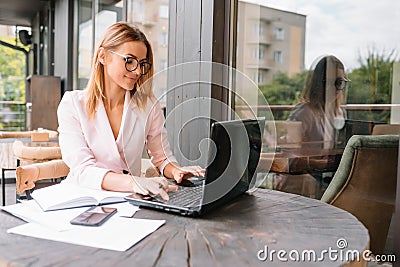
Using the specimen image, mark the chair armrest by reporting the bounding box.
[16,159,69,194]
[13,140,62,161]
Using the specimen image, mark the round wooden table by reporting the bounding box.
[0,189,369,266]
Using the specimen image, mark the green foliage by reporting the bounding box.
[0,36,27,101]
[259,48,398,122]
[259,71,306,120]
[347,48,397,122]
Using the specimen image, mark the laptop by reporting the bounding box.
[336,119,385,148]
[125,118,265,216]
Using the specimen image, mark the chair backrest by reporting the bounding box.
[372,124,400,135]
[321,134,399,254]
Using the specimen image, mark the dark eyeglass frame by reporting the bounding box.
[335,78,350,91]
[108,50,152,75]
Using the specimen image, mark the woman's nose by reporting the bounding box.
[133,66,141,77]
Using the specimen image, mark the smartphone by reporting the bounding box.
[70,206,117,226]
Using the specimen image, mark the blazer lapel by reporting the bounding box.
[120,92,138,147]
[92,98,123,170]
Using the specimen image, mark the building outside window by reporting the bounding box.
[77,0,122,90]
[159,5,168,19]
[127,0,169,101]
[274,50,283,64]
[259,46,264,60]
[159,32,168,47]
[274,27,284,40]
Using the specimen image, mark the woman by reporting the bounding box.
[57,22,204,201]
[288,55,349,149]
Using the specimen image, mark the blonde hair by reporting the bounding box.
[86,22,154,119]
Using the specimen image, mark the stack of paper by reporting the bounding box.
[2,200,165,251]
[2,200,140,231]
[7,217,165,251]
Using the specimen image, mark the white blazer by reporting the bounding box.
[57,90,176,189]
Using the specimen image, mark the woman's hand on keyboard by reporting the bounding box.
[172,165,206,183]
[131,176,178,201]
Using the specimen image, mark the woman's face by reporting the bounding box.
[103,41,148,92]
[335,68,346,103]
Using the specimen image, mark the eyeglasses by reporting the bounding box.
[335,78,350,91]
[108,50,152,75]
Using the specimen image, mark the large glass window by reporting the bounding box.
[77,0,122,90]
[234,1,399,256]
[127,0,170,103]
[236,0,400,199]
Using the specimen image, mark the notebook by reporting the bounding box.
[125,118,265,216]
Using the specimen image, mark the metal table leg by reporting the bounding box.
[2,168,5,206]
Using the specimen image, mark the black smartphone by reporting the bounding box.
[70,206,117,226]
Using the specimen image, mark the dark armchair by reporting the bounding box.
[321,134,399,254]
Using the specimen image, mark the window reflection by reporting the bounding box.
[127,0,169,103]
[238,1,399,202]
[77,0,122,89]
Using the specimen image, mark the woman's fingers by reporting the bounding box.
[158,189,169,201]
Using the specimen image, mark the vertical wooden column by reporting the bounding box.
[167,0,235,166]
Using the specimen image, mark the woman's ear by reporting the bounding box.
[98,47,106,65]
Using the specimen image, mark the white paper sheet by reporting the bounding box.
[7,217,165,251]
[2,201,140,231]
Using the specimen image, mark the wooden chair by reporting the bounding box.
[1,130,58,205]
[372,124,400,135]
[16,159,70,199]
[13,140,62,166]
[321,134,399,254]
[0,129,58,139]
[13,140,63,200]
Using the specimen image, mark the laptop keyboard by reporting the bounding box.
[168,185,203,207]
[153,184,203,208]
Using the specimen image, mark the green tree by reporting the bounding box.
[259,71,306,119]
[0,36,27,101]
[259,48,397,122]
[347,48,397,122]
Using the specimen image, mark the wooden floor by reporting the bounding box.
[0,178,393,267]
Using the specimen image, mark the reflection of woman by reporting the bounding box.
[58,22,204,201]
[288,55,349,149]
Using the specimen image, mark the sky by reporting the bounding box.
[243,0,400,70]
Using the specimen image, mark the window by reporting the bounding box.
[274,27,284,40]
[258,70,264,84]
[274,51,283,64]
[159,32,168,47]
[259,46,264,60]
[126,0,170,101]
[77,0,122,89]
[252,47,258,59]
[129,0,144,22]
[159,5,168,19]
[259,23,265,36]
[252,71,258,84]
[252,22,259,35]
[160,59,167,70]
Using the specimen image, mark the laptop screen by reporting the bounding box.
[202,118,264,205]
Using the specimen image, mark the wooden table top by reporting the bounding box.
[260,148,344,174]
[0,189,369,267]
